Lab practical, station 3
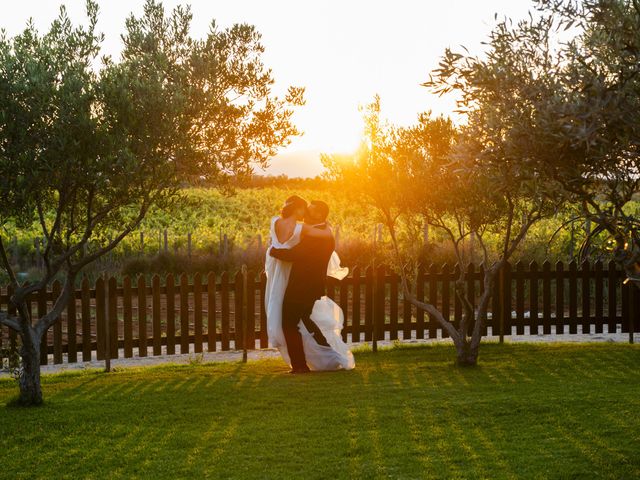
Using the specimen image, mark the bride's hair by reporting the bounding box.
[281,195,307,218]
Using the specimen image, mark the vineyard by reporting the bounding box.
[1,185,622,283]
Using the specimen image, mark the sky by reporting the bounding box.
[1,0,534,177]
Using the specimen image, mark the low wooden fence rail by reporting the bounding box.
[0,260,637,366]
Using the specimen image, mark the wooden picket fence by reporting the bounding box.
[0,260,637,367]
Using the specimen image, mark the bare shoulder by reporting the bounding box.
[274,217,297,244]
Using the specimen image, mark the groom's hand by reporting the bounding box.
[270,246,303,262]
[270,247,286,259]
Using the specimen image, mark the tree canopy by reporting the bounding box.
[0,0,303,404]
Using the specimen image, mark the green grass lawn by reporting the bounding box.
[1,343,639,479]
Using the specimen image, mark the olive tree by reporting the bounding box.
[0,0,303,405]
[530,0,640,284]
[325,14,562,366]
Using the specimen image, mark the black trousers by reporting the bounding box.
[282,299,330,370]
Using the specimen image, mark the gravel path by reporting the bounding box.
[2,327,638,377]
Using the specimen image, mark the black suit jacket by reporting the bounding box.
[270,224,335,306]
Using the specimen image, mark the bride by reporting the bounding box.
[264,195,355,371]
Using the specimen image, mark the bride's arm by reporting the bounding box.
[301,223,333,239]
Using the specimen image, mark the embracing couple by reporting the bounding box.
[264,196,355,374]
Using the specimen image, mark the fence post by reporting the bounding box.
[220,272,230,350]
[376,265,386,342]
[104,274,111,373]
[140,231,144,254]
[498,265,505,343]
[630,283,636,345]
[2,286,16,369]
[187,232,192,258]
[242,265,248,363]
[137,275,148,357]
[207,272,217,352]
[163,229,168,253]
[371,261,378,353]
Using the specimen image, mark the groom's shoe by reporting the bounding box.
[289,366,311,374]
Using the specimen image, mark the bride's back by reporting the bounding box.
[274,217,297,245]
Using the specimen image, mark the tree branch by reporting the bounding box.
[633,0,640,21]
[71,197,152,271]
[35,269,76,336]
[0,311,21,332]
[456,280,475,336]
[36,199,52,241]
[383,211,461,343]
[546,214,582,253]
[502,197,515,260]
[504,210,542,261]
[36,192,67,277]
[475,230,490,266]
[0,235,18,289]
[14,191,153,304]
[431,215,470,266]
[469,270,497,351]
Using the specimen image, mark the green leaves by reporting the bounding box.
[0,0,303,282]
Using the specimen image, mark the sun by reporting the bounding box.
[317,114,363,154]
[289,96,363,156]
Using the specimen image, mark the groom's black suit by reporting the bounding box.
[270,223,334,371]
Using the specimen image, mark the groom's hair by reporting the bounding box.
[310,200,329,221]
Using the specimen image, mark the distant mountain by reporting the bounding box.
[263,149,325,178]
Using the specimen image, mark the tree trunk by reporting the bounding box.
[455,339,478,367]
[18,329,43,406]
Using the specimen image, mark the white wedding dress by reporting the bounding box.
[265,217,355,371]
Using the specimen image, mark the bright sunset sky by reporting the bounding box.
[3,0,533,177]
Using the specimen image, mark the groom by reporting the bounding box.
[270,200,334,374]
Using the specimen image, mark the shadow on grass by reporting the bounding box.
[1,343,639,479]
